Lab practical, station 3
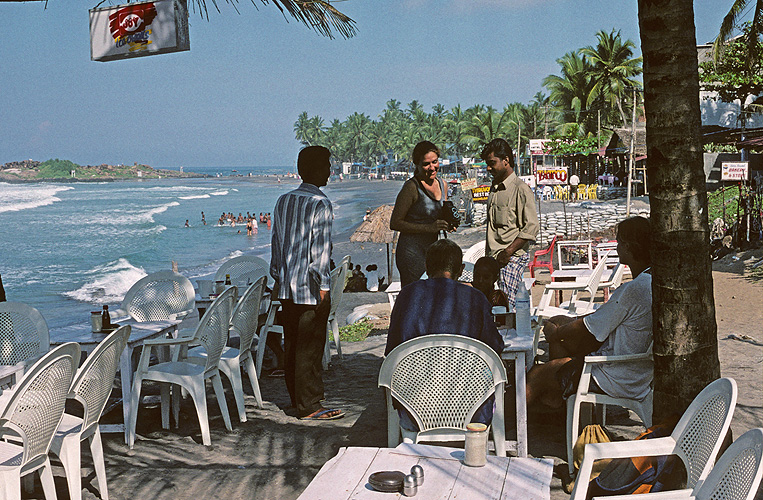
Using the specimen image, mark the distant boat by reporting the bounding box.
[231,169,237,173]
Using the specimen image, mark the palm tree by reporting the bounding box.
[581,29,643,128]
[713,0,763,66]
[294,111,312,146]
[637,0,721,418]
[444,104,472,158]
[542,50,598,136]
[344,112,372,162]
[463,106,514,148]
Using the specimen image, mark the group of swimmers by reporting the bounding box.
[184,211,271,236]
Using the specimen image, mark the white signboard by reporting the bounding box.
[721,162,749,181]
[90,0,189,62]
[529,139,551,155]
[460,178,478,190]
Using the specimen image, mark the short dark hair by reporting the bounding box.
[297,146,331,181]
[425,239,463,276]
[412,141,441,167]
[473,256,501,277]
[480,138,515,170]
[617,216,652,264]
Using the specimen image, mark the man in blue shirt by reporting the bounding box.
[385,239,504,429]
[271,146,343,420]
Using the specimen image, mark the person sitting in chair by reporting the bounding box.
[385,238,504,430]
[526,216,653,410]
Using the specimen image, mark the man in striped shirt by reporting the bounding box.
[270,146,344,420]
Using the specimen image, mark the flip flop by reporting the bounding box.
[267,369,285,378]
[299,408,345,420]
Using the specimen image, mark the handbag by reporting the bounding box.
[564,424,612,493]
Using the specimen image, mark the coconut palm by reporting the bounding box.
[463,106,514,148]
[344,112,372,162]
[713,0,763,66]
[443,104,473,158]
[543,50,598,135]
[581,29,643,128]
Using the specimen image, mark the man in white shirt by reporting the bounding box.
[526,216,653,408]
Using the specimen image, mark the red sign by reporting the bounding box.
[109,3,157,39]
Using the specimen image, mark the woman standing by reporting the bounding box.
[390,141,452,286]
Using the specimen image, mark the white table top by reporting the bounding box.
[500,330,534,354]
[298,443,553,500]
[49,319,179,349]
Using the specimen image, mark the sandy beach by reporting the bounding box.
[25,180,762,500]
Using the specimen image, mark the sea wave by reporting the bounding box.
[210,190,229,196]
[0,184,74,214]
[178,194,211,200]
[62,258,147,305]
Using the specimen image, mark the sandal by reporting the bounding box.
[267,369,285,378]
[299,408,345,420]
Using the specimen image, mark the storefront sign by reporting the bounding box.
[90,0,189,62]
[536,166,568,185]
[460,178,478,190]
[529,139,551,155]
[721,162,749,181]
[471,185,491,202]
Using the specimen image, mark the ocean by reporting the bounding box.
[0,166,389,330]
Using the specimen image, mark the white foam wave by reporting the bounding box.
[210,190,229,196]
[178,194,211,200]
[0,184,74,214]
[62,258,147,305]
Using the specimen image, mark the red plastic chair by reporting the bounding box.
[529,235,558,278]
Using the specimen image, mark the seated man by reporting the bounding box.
[471,256,510,325]
[385,238,505,430]
[526,216,653,409]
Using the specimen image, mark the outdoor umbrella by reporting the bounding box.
[349,204,397,284]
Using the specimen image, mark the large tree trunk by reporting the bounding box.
[637,0,721,420]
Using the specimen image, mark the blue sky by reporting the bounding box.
[0,1,731,168]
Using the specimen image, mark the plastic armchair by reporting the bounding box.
[463,241,486,264]
[187,278,266,423]
[116,270,196,325]
[570,377,738,500]
[49,327,129,500]
[578,184,588,200]
[534,252,610,321]
[255,295,282,379]
[214,255,269,287]
[529,235,558,278]
[591,427,763,500]
[0,302,50,366]
[599,262,627,302]
[378,334,508,457]
[323,257,350,370]
[0,342,80,500]
[566,345,654,476]
[588,184,598,200]
[127,287,236,448]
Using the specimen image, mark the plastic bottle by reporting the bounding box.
[101,305,110,330]
[515,281,531,337]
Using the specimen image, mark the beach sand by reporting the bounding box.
[28,182,763,500]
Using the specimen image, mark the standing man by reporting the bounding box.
[482,138,539,306]
[270,146,344,421]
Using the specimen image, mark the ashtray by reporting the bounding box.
[368,471,405,493]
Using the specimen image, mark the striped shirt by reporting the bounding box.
[270,183,333,305]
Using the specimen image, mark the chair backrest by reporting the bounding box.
[194,286,236,373]
[671,377,738,489]
[328,258,350,319]
[378,334,507,433]
[121,270,195,322]
[695,428,763,500]
[214,255,269,287]
[0,342,80,471]
[230,277,265,353]
[463,241,486,265]
[0,301,50,365]
[70,326,130,434]
[535,235,558,260]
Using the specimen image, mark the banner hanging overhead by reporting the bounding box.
[90,0,189,62]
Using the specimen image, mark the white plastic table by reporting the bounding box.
[49,319,179,444]
[500,332,534,458]
[297,443,553,500]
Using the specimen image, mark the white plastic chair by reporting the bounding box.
[463,241,486,265]
[386,281,402,310]
[214,255,269,287]
[591,427,763,500]
[570,377,739,500]
[599,262,627,302]
[116,270,196,325]
[127,287,236,448]
[187,278,265,423]
[0,302,50,366]
[49,327,129,500]
[534,252,610,321]
[378,334,508,457]
[255,296,282,379]
[0,342,80,500]
[323,258,350,370]
[566,344,654,476]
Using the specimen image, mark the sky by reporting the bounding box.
[0,1,736,168]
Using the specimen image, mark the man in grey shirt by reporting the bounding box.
[526,216,653,409]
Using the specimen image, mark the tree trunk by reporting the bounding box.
[637,0,721,420]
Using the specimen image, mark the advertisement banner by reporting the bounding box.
[721,162,749,181]
[460,178,478,190]
[90,0,189,62]
[536,166,568,185]
[529,139,551,155]
[471,185,491,202]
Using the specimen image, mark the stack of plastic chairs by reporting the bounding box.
[577,184,588,200]
[587,184,598,200]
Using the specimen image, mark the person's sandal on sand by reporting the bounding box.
[300,408,345,420]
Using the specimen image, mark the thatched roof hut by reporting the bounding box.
[350,205,396,244]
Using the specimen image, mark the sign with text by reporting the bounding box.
[471,185,491,202]
[529,139,552,155]
[460,178,478,190]
[536,166,568,185]
[721,162,749,181]
[90,0,189,62]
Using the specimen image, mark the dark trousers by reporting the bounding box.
[280,298,330,417]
